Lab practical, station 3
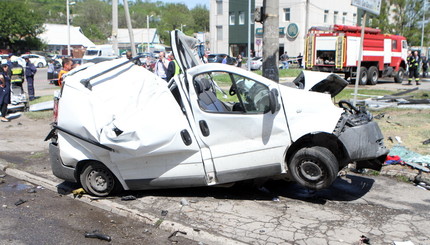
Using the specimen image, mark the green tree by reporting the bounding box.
[370,0,429,46]
[73,0,111,43]
[190,4,209,33]
[158,3,195,45]
[0,0,45,51]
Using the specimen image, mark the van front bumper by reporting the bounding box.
[338,121,389,170]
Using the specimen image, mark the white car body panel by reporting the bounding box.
[58,59,206,189]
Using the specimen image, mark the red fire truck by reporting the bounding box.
[304,25,408,85]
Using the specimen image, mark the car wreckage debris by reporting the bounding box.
[120,195,137,201]
[168,230,187,242]
[14,199,27,206]
[84,231,112,241]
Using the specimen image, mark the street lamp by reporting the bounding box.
[147,15,153,53]
[66,0,76,57]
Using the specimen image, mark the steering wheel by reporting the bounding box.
[338,100,360,114]
[229,85,237,96]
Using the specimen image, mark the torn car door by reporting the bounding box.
[184,67,291,184]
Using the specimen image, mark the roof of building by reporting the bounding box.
[39,24,95,47]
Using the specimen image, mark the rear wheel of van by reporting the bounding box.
[288,146,339,190]
[80,162,120,197]
[367,66,379,85]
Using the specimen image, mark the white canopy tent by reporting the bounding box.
[39,24,95,52]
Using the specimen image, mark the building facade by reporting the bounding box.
[210,0,358,58]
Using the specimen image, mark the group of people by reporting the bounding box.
[0,54,37,122]
[406,50,429,85]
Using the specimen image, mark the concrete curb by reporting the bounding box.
[0,162,246,245]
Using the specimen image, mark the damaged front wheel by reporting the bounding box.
[288,146,339,190]
[80,162,119,197]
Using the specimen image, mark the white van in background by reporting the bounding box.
[83,45,116,61]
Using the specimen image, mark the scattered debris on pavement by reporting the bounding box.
[72,188,86,198]
[180,198,189,206]
[14,199,27,206]
[354,87,430,110]
[359,235,370,244]
[84,230,112,241]
[392,241,415,245]
[167,230,187,243]
[120,195,137,201]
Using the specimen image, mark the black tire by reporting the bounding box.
[288,146,339,190]
[37,62,43,68]
[358,67,368,85]
[367,66,379,85]
[394,67,405,83]
[79,162,120,197]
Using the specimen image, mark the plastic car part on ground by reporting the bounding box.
[386,145,430,172]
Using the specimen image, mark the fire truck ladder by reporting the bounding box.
[335,36,345,69]
[305,35,314,68]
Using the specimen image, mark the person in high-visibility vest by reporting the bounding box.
[10,61,24,84]
[166,52,181,82]
[407,50,420,85]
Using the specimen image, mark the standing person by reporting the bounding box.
[236,54,243,68]
[57,58,73,87]
[222,55,228,64]
[24,57,37,101]
[203,52,209,63]
[422,56,428,78]
[0,61,11,122]
[280,51,289,69]
[297,53,303,68]
[47,60,55,83]
[407,50,420,85]
[144,56,154,72]
[154,51,168,81]
[166,52,181,81]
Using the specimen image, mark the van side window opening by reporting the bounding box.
[169,79,186,113]
[193,72,271,114]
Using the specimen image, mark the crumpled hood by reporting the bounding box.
[292,70,348,97]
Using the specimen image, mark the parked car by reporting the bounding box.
[250,57,263,70]
[46,30,388,197]
[1,55,26,68]
[207,53,237,65]
[21,54,47,68]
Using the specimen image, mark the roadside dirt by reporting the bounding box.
[1,113,51,153]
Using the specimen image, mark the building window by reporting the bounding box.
[342,12,347,24]
[217,0,222,15]
[229,12,235,25]
[353,13,357,25]
[217,25,223,40]
[239,11,245,25]
[324,10,329,23]
[284,8,290,21]
[334,11,338,24]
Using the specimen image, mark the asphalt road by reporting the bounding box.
[0,170,198,245]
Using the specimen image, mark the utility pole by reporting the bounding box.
[262,0,279,82]
[112,0,118,56]
[123,0,136,56]
[421,0,426,52]
[247,0,251,71]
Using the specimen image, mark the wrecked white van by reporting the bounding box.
[46,31,388,196]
